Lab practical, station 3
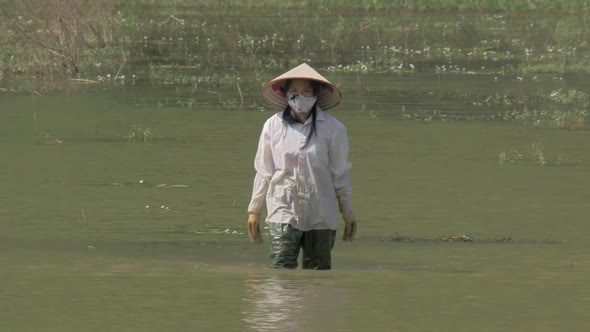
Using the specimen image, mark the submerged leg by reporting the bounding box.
[269,223,303,269]
[301,229,337,270]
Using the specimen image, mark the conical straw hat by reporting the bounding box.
[261,63,342,110]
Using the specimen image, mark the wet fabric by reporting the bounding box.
[247,109,353,231]
[269,222,336,270]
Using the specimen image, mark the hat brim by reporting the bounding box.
[261,63,342,110]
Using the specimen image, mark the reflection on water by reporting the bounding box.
[243,274,305,331]
[242,272,341,332]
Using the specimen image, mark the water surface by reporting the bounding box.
[1,92,589,331]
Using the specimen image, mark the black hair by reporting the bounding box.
[281,79,321,148]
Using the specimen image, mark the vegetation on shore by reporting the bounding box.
[2,0,589,80]
[115,0,590,12]
[0,0,588,127]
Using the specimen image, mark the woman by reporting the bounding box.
[246,63,357,270]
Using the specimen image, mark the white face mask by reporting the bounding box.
[287,93,317,114]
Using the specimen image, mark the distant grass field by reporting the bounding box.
[1,0,589,92]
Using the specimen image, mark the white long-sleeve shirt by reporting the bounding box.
[247,108,353,231]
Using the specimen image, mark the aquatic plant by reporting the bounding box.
[440,234,474,242]
[114,0,590,12]
[191,228,244,235]
[548,89,590,109]
[500,108,587,130]
[554,109,587,129]
[498,152,509,166]
[381,232,413,242]
[380,233,512,243]
[528,142,546,166]
[128,125,152,142]
[498,141,579,167]
[360,104,383,119]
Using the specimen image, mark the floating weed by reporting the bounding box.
[380,233,512,243]
[360,104,383,119]
[528,142,546,166]
[192,228,244,235]
[381,232,413,242]
[439,234,474,242]
[128,125,152,142]
[555,154,574,166]
[401,107,446,122]
[32,104,64,145]
[498,152,510,166]
[499,142,579,167]
[496,89,589,129]
[111,180,189,188]
[43,133,64,145]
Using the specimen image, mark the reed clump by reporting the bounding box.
[498,142,579,167]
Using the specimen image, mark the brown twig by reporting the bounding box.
[0,4,63,54]
[236,81,244,109]
[113,54,127,82]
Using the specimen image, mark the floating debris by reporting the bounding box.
[43,134,63,144]
[494,237,513,243]
[380,233,513,243]
[109,182,189,188]
[381,232,413,242]
[440,234,474,242]
[156,184,190,188]
[69,78,100,84]
[192,228,244,235]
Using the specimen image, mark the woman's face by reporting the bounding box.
[287,79,314,97]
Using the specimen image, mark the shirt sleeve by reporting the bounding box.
[329,120,353,215]
[247,119,274,214]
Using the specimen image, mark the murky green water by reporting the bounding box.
[2,7,590,332]
[1,91,589,331]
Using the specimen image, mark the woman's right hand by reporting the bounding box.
[247,213,263,244]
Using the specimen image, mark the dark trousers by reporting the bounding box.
[269,223,337,270]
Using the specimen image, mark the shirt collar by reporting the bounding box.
[302,108,326,125]
[315,107,326,121]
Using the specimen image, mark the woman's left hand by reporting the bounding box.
[342,211,357,241]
